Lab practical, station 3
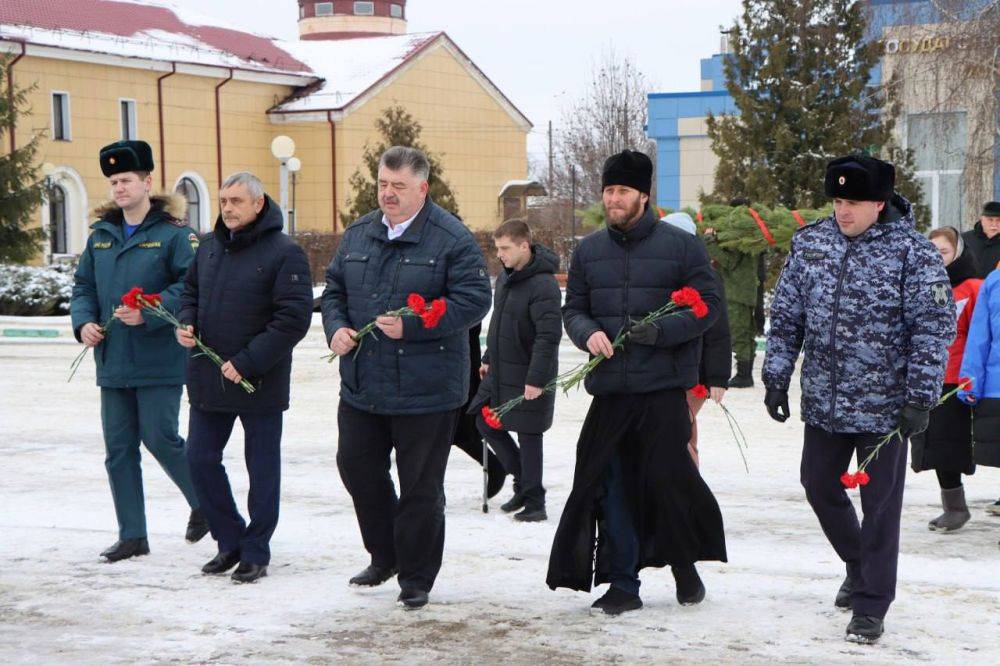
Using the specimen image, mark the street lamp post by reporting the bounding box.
[270,135,296,232]
[286,156,301,235]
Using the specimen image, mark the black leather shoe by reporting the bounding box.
[349,563,398,587]
[846,614,884,643]
[186,509,210,543]
[590,586,643,616]
[835,575,853,609]
[100,538,149,562]
[672,564,706,605]
[231,562,267,583]
[202,550,241,575]
[397,588,428,610]
[513,507,547,522]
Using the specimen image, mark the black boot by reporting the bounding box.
[202,550,241,575]
[231,562,267,584]
[846,614,884,643]
[349,563,397,587]
[835,574,852,609]
[590,586,643,615]
[100,538,150,562]
[500,483,525,513]
[185,509,210,543]
[729,358,755,388]
[397,588,429,610]
[514,506,547,522]
[672,564,706,605]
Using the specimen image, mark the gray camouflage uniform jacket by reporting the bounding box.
[763,194,955,434]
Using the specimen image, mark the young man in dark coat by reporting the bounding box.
[472,219,562,522]
[70,140,207,562]
[546,150,726,616]
[962,201,1000,279]
[177,172,313,584]
[764,155,955,643]
[321,146,491,610]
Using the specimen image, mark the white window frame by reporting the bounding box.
[354,1,375,16]
[51,91,71,141]
[315,2,334,17]
[173,171,212,233]
[119,98,137,141]
[390,3,403,18]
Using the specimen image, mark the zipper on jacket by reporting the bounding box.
[827,242,856,429]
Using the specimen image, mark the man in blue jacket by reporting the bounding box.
[763,154,955,643]
[177,172,313,584]
[321,146,491,609]
[70,140,208,562]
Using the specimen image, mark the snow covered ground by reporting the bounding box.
[2,329,999,664]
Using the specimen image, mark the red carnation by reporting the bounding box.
[480,405,502,429]
[840,472,858,489]
[407,293,427,313]
[671,286,701,307]
[691,300,709,319]
[690,384,709,399]
[144,292,163,307]
[958,376,973,390]
[121,286,144,310]
[855,471,870,486]
[421,298,447,328]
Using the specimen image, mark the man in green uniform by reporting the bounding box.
[703,232,760,388]
[71,140,208,562]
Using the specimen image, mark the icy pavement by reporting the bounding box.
[2,330,999,665]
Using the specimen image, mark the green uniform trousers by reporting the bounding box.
[100,386,199,539]
[729,301,757,364]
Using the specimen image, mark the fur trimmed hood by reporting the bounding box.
[92,192,187,222]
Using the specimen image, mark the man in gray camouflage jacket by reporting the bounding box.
[763,154,955,644]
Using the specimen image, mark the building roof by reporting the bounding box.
[0,0,311,75]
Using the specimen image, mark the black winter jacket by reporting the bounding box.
[963,222,1000,279]
[562,207,721,396]
[472,244,563,433]
[178,197,313,412]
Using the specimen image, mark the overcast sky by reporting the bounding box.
[168,0,744,161]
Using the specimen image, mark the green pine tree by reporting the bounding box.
[341,106,459,226]
[0,54,45,263]
[706,0,929,227]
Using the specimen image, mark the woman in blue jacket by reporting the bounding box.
[959,268,1000,520]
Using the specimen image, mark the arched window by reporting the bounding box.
[49,184,68,255]
[176,177,201,229]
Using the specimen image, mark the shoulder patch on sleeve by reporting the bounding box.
[931,281,951,308]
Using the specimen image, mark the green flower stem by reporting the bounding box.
[67,313,117,382]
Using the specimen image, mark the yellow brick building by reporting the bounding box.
[1,0,530,262]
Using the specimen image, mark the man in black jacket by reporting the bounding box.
[473,219,562,522]
[321,147,491,610]
[177,172,313,584]
[547,150,727,616]
[962,201,1000,279]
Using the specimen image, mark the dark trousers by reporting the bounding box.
[601,452,640,595]
[801,425,907,618]
[475,416,545,508]
[100,386,200,540]
[186,407,283,566]
[337,402,457,592]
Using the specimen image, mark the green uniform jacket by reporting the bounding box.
[705,238,760,306]
[70,194,197,388]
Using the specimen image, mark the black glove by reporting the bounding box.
[628,321,659,346]
[764,389,790,423]
[899,404,930,438]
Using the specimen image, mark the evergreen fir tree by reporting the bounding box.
[341,106,459,226]
[0,54,45,263]
[706,0,929,226]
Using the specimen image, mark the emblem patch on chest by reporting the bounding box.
[930,282,951,308]
[138,241,162,249]
[93,241,112,249]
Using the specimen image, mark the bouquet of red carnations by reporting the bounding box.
[323,293,447,362]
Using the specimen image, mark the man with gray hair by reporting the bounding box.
[178,171,313,583]
[322,146,491,609]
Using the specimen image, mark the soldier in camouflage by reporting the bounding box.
[763,154,954,644]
